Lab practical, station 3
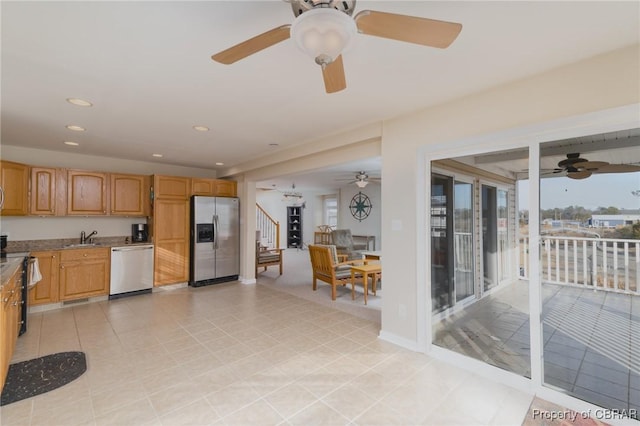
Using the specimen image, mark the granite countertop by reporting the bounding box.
[5,236,153,253]
[0,254,28,289]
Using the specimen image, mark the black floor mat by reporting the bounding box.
[0,351,87,406]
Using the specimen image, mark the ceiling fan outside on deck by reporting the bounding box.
[547,153,640,180]
[211,0,462,93]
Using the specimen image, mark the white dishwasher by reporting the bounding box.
[110,244,154,299]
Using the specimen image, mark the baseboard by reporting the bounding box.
[378,330,420,352]
[153,282,187,291]
[241,277,256,284]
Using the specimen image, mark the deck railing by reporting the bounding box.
[519,235,639,294]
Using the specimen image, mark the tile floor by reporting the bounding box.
[3,281,534,425]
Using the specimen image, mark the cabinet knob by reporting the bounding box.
[3,298,8,303]
[12,301,18,306]
[83,253,87,257]
[52,255,56,259]
[60,265,65,269]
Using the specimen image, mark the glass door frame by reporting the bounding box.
[420,104,638,407]
[430,167,477,316]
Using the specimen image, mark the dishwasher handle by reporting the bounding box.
[112,246,154,252]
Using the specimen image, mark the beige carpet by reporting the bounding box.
[255,248,381,324]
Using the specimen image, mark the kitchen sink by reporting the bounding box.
[63,243,101,248]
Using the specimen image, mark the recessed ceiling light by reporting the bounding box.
[66,98,93,107]
[66,125,85,132]
[152,153,163,158]
[215,162,224,166]
[193,126,209,132]
[64,141,79,146]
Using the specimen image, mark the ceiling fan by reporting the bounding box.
[211,0,462,93]
[548,153,640,180]
[337,171,380,188]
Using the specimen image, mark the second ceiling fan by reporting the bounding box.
[211,0,462,93]
[549,153,640,180]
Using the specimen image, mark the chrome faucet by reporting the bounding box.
[80,230,98,244]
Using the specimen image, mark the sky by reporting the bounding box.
[518,172,640,211]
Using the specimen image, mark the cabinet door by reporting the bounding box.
[59,254,110,300]
[1,269,20,390]
[110,173,148,216]
[154,241,189,286]
[191,178,215,196]
[67,170,108,215]
[154,175,190,200]
[153,199,189,285]
[214,180,237,197]
[28,251,60,306]
[30,167,57,215]
[0,160,30,216]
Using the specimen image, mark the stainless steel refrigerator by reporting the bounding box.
[189,196,240,287]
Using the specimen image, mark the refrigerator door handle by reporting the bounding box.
[213,215,219,250]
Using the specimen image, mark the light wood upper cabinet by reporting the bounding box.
[191,178,216,196]
[67,170,108,215]
[30,167,58,216]
[214,180,237,197]
[110,173,149,216]
[191,178,237,197]
[154,175,190,200]
[0,160,30,216]
[59,247,110,300]
[28,251,60,306]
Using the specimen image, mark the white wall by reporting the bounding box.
[337,183,381,250]
[1,146,218,177]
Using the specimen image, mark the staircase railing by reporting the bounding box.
[257,203,280,249]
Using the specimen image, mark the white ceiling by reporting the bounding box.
[2,1,639,191]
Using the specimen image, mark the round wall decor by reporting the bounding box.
[349,191,372,222]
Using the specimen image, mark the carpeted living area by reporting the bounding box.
[255,247,381,324]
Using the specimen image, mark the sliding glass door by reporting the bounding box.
[431,174,453,313]
[482,185,498,292]
[454,181,474,302]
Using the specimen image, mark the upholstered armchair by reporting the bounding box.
[330,229,366,260]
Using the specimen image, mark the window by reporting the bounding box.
[324,196,337,227]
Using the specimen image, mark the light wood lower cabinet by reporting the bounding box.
[28,251,60,306]
[59,247,110,300]
[1,266,21,390]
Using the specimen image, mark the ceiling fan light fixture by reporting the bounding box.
[291,8,357,65]
[355,179,368,188]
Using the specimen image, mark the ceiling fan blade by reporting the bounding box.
[211,25,291,64]
[572,161,608,171]
[322,55,346,94]
[567,170,592,180]
[592,163,640,174]
[354,10,462,48]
